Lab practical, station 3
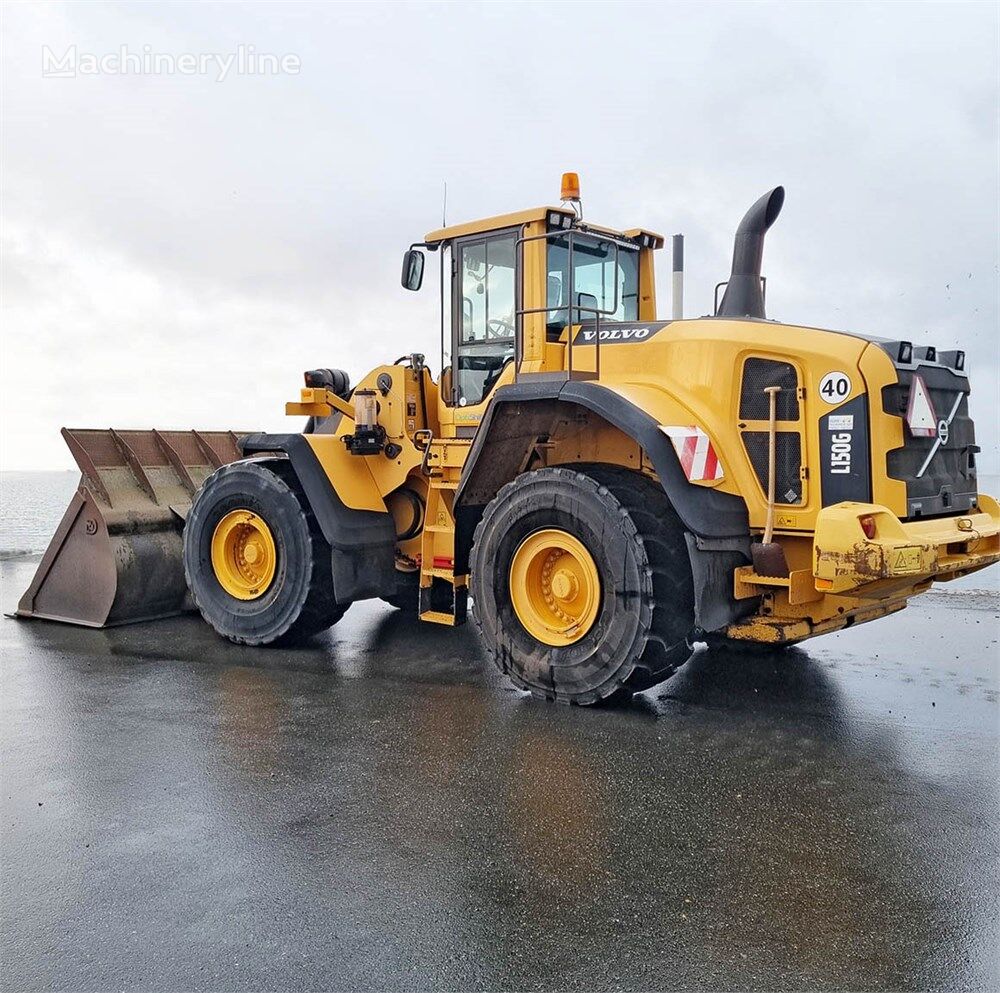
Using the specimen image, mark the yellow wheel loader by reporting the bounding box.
[18,176,1000,705]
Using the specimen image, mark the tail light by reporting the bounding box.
[859,515,877,539]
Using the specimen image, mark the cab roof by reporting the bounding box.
[423,206,664,248]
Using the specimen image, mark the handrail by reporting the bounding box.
[714,276,767,316]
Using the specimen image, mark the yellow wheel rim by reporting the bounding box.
[509,529,601,646]
[211,509,277,600]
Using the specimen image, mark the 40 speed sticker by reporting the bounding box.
[818,371,852,404]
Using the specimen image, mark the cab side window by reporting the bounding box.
[546,235,639,335]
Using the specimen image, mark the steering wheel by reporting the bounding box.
[486,317,514,339]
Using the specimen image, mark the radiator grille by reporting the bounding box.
[741,431,803,505]
[739,358,799,420]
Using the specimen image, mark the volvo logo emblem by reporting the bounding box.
[937,419,950,446]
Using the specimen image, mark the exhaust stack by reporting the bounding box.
[717,186,785,320]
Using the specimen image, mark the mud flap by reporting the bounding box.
[16,428,251,627]
[684,532,758,634]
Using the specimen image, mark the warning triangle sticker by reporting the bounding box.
[906,374,937,437]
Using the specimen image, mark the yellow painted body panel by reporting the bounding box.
[302,363,437,513]
[285,387,355,420]
[858,343,908,514]
[568,318,873,530]
[304,433,388,512]
[424,207,660,247]
[425,207,564,245]
[812,497,1000,593]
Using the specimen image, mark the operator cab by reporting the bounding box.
[402,175,663,410]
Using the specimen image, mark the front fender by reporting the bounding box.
[239,433,396,604]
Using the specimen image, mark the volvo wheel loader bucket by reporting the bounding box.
[16,428,252,628]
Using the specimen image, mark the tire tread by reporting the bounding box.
[470,463,694,704]
[184,459,346,646]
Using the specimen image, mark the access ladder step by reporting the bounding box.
[418,579,468,625]
[419,610,459,626]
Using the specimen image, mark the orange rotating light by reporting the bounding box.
[560,172,581,201]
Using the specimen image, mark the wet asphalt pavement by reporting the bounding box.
[2,558,998,992]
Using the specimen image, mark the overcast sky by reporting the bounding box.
[1,1,997,472]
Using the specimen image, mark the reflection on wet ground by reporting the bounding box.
[2,559,998,991]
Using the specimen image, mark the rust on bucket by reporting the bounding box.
[16,428,252,627]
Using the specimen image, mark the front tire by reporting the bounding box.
[183,460,347,645]
[471,465,695,705]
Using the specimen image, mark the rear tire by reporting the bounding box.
[183,460,347,645]
[471,465,695,705]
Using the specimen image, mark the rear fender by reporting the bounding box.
[239,433,396,604]
[453,382,754,632]
[456,381,750,535]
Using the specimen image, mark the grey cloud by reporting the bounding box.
[1,0,996,470]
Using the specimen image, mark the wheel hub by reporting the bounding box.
[509,529,601,646]
[211,510,277,600]
[549,568,578,601]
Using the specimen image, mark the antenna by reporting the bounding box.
[442,181,448,227]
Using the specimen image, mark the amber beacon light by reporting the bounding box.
[560,171,581,201]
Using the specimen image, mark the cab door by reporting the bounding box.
[444,229,518,430]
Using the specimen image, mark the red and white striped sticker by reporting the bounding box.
[659,425,724,481]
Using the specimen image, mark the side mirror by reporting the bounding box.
[401,249,425,291]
